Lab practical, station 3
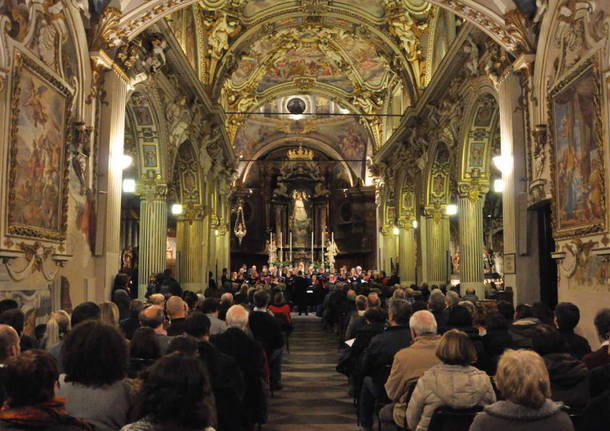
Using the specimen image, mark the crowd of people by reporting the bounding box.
[0,264,609,431]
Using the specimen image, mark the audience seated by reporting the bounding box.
[166,296,188,336]
[0,349,93,431]
[381,310,442,430]
[0,308,39,351]
[407,329,496,431]
[218,292,234,321]
[582,308,610,370]
[138,305,171,354]
[428,290,448,334]
[268,291,292,332]
[99,301,120,328]
[120,353,215,431]
[554,302,591,360]
[509,304,541,349]
[120,300,144,340]
[445,305,487,371]
[0,324,20,405]
[532,324,589,412]
[198,297,228,335]
[482,312,512,375]
[346,295,368,340]
[462,288,479,303]
[42,310,70,350]
[469,349,574,431]
[58,321,136,431]
[128,327,161,378]
[167,334,199,356]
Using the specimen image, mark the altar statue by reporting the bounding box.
[325,239,340,271]
[292,190,310,247]
[266,239,277,266]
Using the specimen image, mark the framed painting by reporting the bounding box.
[142,144,158,167]
[7,51,72,241]
[503,253,516,275]
[549,57,605,238]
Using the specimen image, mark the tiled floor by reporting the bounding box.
[265,315,358,431]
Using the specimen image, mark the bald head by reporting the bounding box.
[166,296,186,319]
[139,305,164,330]
[226,305,249,330]
[409,310,438,337]
[0,324,20,363]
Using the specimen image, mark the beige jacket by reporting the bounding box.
[384,334,441,426]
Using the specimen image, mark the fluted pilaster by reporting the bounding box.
[177,207,205,291]
[398,225,416,285]
[424,209,450,286]
[458,185,486,298]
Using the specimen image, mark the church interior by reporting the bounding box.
[1,0,610,430]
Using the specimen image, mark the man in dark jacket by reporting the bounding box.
[248,289,285,390]
[185,312,245,431]
[212,305,267,431]
[509,304,541,349]
[358,299,412,431]
[293,272,310,315]
[554,302,591,360]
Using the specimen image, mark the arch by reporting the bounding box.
[240,137,355,187]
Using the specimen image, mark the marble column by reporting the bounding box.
[424,209,450,286]
[398,223,416,285]
[458,185,486,298]
[94,71,128,301]
[176,207,205,292]
[137,179,168,298]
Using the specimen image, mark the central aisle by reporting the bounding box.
[265,315,357,431]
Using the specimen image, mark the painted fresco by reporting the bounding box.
[231,38,276,87]
[335,32,388,87]
[552,66,604,234]
[243,0,295,17]
[337,0,385,18]
[185,10,197,71]
[8,58,70,240]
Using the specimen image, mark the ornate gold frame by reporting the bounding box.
[548,54,606,239]
[7,51,73,242]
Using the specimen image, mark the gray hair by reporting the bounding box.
[389,299,412,325]
[409,310,438,336]
[226,305,249,330]
[446,290,460,307]
[428,289,446,312]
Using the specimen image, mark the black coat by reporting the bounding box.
[361,325,412,386]
[293,276,309,304]
[248,310,284,355]
[482,327,512,374]
[559,330,591,360]
[544,352,590,412]
[166,317,187,336]
[212,328,267,427]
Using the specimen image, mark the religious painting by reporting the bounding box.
[468,142,486,169]
[550,60,605,237]
[503,253,516,274]
[473,103,493,127]
[132,106,153,126]
[142,145,158,167]
[8,52,72,241]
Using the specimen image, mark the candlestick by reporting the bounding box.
[311,231,314,267]
[289,232,293,263]
[321,231,325,269]
[279,232,283,263]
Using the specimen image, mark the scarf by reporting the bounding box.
[0,398,93,430]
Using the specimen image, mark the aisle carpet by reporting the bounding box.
[265,314,357,431]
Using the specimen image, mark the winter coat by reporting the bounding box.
[469,399,574,431]
[583,344,610,370]
[509,317,541,349]
[0,399,93,431]
[406,364,496,431]
[559,330,591,360]
[543,353,590,412]
[360,325,412,386]
[482,327,512,374]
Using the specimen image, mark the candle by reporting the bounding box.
[311,231,314,266]
[279,232,283,262]
[289,232,293,263]
[321,230,325,268]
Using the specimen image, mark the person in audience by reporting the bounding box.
[167,335,200,356]
[428,289,447,334]
[50,301,101,372]
[112,288,132,321]
[462,288,478,303]
[139,305,171,354]
[583,308,610,369]
[469,349,574,431]
[182,290,200,312]
[0,308,39,351]
[268,291,292,328]
[381,310,442,430]
[205,272,223,299]
[554,302,591,360]
[120,353,215,431]
[406,330,496,431]
[445,305,486,371]
[0,324,21,405]
[249,289,285,391]
[497,300,515,323]
[509,304,541,349]
[212,305,267,430]
[128,327,161,378]
[58,321,136,431]
[199,297,227,335]
[42,310,70,350]
[532,302,555,326]
[218,292,233,320]
[0,350,92,431]
[532,324,589,411]
[445,290,461,310]
[166,296,188,336]
[482,312,512,375]
[346,295,368,340]
[358,299,412,431]
[148,293,165,307]
[185,311,245,431]
[120,300,144,340]
[99,301,120,327]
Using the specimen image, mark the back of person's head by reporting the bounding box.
[496,349,551,409]
[486,312,509,331]
[410,310,438,337]
[253,289,270,308]
[428,289,446,312]
[594,308,610,341]
[393,288,406,299]
[167,335,199,356]
[0,299,18,314]
[515,303,533,320]
[139,305,165,329]
[389,299,412,326]
[44,310,71,349]
[62,320,127,386]
[130,327,161,360]
[367,292,380,308]
[272,291,285,306]
[436,329,477,366]
[465,288,476,295]
[129,299,145,319]
[220,292,233,305]
[166,296,187,318]
[497,300,515,322]
[0,309,25,335]
[532,324,568,356]
[182,291,199,311]
[99,301,119,327]
[355,295,367,311]
[226,305,249,330]
[135,352,212,429]
[184,312,211,339]
[149,293,165,306]
[532,302,553,324]
[5,349,58,408]
[199,297,220,314]
[364,307,387,324]
[446,290,460,307]
[412,300,427,313]
[0,324,20,362]
[554,302,580,332]
[71,301,101,327]
[447,304,473,327]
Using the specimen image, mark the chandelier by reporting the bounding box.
[233,200,247,245]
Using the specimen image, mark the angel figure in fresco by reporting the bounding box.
[24,82,49,128]
[207,12,240,60]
